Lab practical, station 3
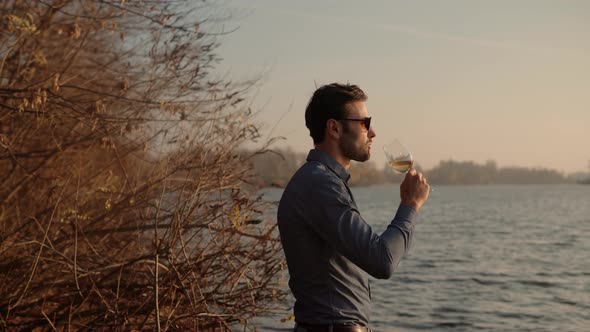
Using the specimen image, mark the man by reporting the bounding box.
[277,83,430,332]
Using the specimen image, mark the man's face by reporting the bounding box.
[338,101,376,162]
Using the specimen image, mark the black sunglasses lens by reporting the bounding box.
[364,118,371,130]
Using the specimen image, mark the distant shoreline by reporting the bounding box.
[249,149,589,189]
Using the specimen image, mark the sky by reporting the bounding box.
[213,0,589,173]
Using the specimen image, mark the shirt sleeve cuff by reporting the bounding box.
[395,204,417,224]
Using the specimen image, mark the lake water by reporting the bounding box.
[251,184,590,332]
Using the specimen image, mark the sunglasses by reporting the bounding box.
[338,117,372,131]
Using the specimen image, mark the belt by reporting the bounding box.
[294,323,370,332]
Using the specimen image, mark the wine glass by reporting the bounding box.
[383,138,433,191]
[383,139,413,173]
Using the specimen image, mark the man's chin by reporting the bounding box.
[353,152,370,162]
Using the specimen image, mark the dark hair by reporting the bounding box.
[305,83,368,144]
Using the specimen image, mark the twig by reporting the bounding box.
[155,253,161,332]
[8,176,71,311]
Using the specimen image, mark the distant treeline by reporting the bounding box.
[427,160,565,185]
[247,148,587,187]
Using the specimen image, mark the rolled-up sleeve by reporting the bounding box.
[306,176,416,279]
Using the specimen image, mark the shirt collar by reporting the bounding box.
[306,149,351,183]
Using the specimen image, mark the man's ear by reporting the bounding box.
[326,119,341,140]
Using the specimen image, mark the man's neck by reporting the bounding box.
[314,144,351,170]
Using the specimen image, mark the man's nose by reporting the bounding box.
[368,126,376,138]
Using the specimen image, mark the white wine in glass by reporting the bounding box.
[388,160,414,173]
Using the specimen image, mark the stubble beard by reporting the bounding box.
[339,132,370,162]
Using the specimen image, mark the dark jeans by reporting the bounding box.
[293,323,372,332]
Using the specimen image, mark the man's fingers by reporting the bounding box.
[405,170,431,193]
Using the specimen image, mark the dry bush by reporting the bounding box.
[0,1,285,330]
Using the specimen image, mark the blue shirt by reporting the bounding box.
[277,149,417,326]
